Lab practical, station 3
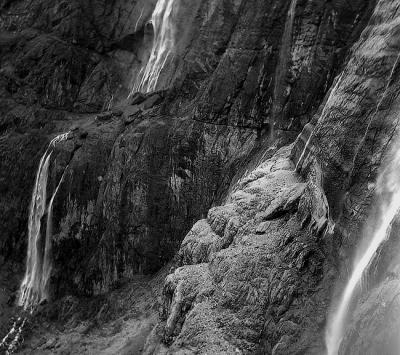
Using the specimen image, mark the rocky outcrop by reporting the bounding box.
[152,1,400,354]
[290,0,400,301]
[293,0,400,226]
[291,1,400,353]
[153,146,330,354]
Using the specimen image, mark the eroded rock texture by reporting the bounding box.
[155,146,329,354]
[0,0,374,297]
[4,0,400,354]
[152,1,400,354]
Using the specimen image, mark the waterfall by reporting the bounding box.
[325,149,400,354]
[131,0,176,94]
[41,169,67,298]
[325,52,400,355]
[18,133,69,310]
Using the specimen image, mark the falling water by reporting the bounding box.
[41,168,67,298]
[295,71,345,172]
[131,0,176,94]
[18,152,51,309]
[325,52,400,355]
[325,149,400,354]
[0,317,26,354]
[18,133,69,310]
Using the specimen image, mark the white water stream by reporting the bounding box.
[326,149,400,354]
[131,0,176,94]
[18,133,69,310]
[325,52,400,354]
[0,316,26,354]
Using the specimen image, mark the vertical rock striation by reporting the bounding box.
[5,0,400,354]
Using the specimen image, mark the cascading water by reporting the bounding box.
[131,0,176,94]
[325,53,400,354]
[325,149,400,354]
[18,132,69,310]
[0,317,26,354]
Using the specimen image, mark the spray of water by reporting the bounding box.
[131,0,176,94]
[18,133,69,310]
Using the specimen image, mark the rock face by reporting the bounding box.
[0,0,375,296]
[4,0,400,354]
[153,0,400,353]
[51,115,258,297]
[292,1,400,354]
[155,146,329,354]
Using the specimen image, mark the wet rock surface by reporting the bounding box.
[0,0,374,296]
[3,0,400,354]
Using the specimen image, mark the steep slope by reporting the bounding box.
[151,145,328,354]
[147,0,400,354]
[0,0,374,298]
[1,0,392,354]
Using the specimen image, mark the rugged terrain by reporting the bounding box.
[2,0,400,354]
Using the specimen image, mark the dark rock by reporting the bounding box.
[49,116,258,298]
[96,112,113,122]
[128,92,147,106]
[79,130,88,139]
[0,0,392,354]
[6,293,16,306]
[39,299,48,306]
[142,93,163,110]
[112,109,123,117]
[123,106,142,124]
